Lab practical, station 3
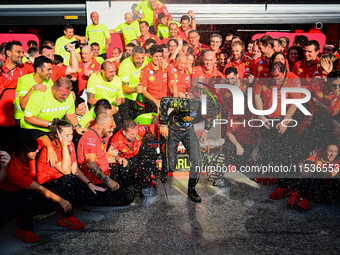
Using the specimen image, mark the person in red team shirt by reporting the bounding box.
[0,135,83,243]
[77,45,101,96]
[161,22,189,45]
[192,51,224,79]
[312,71,340,117]
[224,40,254,79]
[140,44,169,113]
[254,61,303,167]
[109,119,158,195]
[41,44,79,82]
[254,35,275,78]
[77,114,135,206]
[168,54,191,97]
[178,11,196,41]
[138,21,161,48]
[150,0,172,34]
[287,143,340,210]
[1,41,28,82]
[293,40,322,88]
[188,30,210,60]
[209,34,222,59]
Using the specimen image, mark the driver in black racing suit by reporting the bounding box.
[159,96,219,203]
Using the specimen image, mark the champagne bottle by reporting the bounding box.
[64,41,81,52]
[135,83,145,111]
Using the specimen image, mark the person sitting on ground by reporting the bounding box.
[0,135,80,243]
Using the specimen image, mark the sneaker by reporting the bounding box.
[213,178,231,187]
[15,229,39,243]
[58,215,85,230]
[262,178,279,186]
[150,180,158,188]
[188,187,202,203]
[287,192,301,206]
[142,187,157,197]
[269,188,293,200]
[298,198,312,210]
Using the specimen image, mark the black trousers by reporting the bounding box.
[111,144,158,189]
[166,125,201,180]
[79,182,135,206]
[42,174,80,217]
[223,140,255,169]
[259,126,298,166]
[0,189,57,231]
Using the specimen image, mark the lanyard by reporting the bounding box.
[90,128,105,145]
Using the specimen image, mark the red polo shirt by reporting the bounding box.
[0,77,17,127]
[161,35,190,45]
[0,140,43,192]
[1,64,28,82]
[37,140,77,184]
[110,123,158,159]
[167,66,191,95]
[78,58,101,96]
[153,5,172,33]
[51,65,68,82]
[218,81,247,114]
[138,33,161,48]
[253,57,270,78]
[192,66,224,79]
[140,62,169,100]
[77,128,111,185]
[254,71,303,118]
[292,58,322,87]
[223,55,254,78]
[193,43,210,60]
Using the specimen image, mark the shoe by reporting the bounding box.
[142,187,157,197]
[287,192,301,206]
[188,187,202,203]
[213,178,231,187]
[269,188,293,200]
[58,215,85,230]
[160,171,168,183]
[262,178,279,186]
[298,198,312,210]
[15,229,39,243]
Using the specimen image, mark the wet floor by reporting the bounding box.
[1,172,340,255]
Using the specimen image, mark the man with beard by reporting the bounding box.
[118,46,148,120]
[109,119,158,196]
[14,56,54,125]
[1,41,28,82]
[87,61,124,130]
[21,77,87,138]
[77,114,135,206]
[254,35,275,78]
[223,40,253,78]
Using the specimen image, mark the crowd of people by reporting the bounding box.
[1,0,340,244]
